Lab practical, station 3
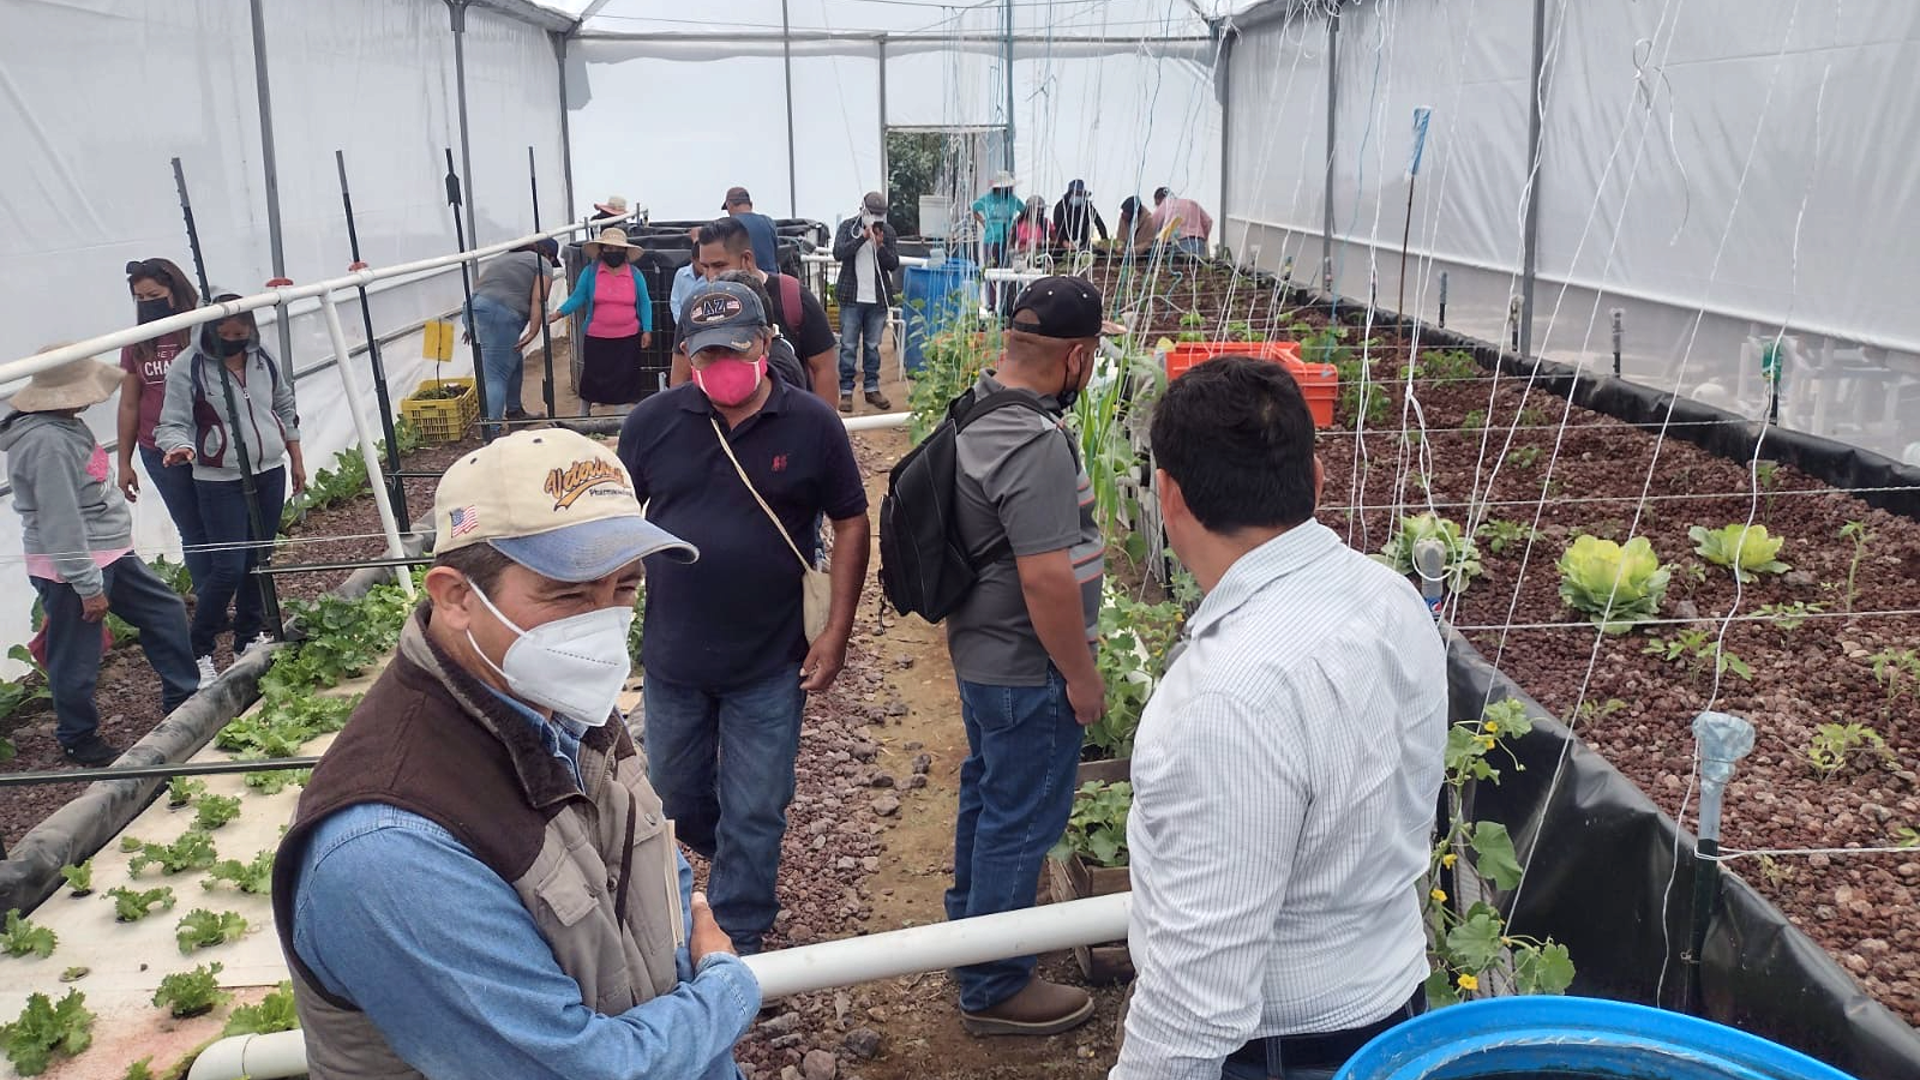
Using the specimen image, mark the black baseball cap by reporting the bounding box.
[1011,277,1124,339]
[722,186,753,209]
[679,280,768,355]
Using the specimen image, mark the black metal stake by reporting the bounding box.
[1611,307,1625,378]
[530,145,557,420]
[1438,270,1449,328]
[446,147,492,440]
[172,157,283,642]
[336,151,410,530]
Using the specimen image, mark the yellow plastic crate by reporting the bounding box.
[400,377,478,444]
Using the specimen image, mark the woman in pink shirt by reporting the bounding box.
[550,227,655,412]
[115,257,210,591]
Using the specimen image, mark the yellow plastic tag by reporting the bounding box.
[422,319,455,362]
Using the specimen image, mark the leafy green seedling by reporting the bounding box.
[1504,446,1543,469]
[1689,523,1790,583]
[243,768,311,795]
[128,831,219,876]
[1,910,57,959]
[59,861,92,897]
[1375,513,1484,593]
[1806,722,1892,779]
[1557,535,1671,634]
[204,850,276,895]
[152,962,227,1018]
[1869,648,1920,702]
[1840,521,1871,613]
[108,886,177,923]
[192,793,242,832]
[176,909,248,954]
[1475,518,1539,556]
[166,777,207,809]
[222,981,300,1037]
[1,989,94,1075]
[1754,601,1824,637]
[1643,630,1752,682]
[1049,781,1133,868]
[124,1057,157,1080]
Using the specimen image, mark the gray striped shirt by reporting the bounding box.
[1113,520,1448,1079]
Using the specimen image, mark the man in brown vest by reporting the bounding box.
[274,429,761,1079]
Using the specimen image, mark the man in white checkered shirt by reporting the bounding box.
[1111,357,1448,1080]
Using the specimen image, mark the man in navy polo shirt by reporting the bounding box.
[618,280,870,955]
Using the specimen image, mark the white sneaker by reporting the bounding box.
[196,656,219,688]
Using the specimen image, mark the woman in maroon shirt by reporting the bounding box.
[115,257,209,590]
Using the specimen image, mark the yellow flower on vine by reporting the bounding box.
[1483,721,1499,733]
[1440,853,1458,869]
[1429,888,1447,904]
[1457,972,1479,992]
[1480,736,1497,750]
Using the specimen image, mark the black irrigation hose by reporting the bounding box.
[0,756,320,789]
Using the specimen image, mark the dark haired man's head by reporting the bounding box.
[1151,357,1321,588]
[1153,187,1171,204]
[696,217,757,279]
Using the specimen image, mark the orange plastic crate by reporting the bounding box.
[1163,340,1338,429]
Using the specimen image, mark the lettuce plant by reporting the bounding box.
[1557,535,1671,634]
[1374,513,1483,594]
[1689,523,1789,583]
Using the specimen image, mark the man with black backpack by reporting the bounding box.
[881,276,1119,1038]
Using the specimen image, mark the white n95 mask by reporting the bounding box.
[466,582,633,725]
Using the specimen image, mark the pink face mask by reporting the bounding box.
[693,356,766,407]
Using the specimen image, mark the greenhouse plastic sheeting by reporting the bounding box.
[0,0,566,666]
[1225,0,1920,463]
[566,0,1224,228]
[1443,633,1920,1080]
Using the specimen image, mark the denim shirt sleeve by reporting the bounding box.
[293,803,760,1080]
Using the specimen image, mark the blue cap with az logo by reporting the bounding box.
[679,280,767,356]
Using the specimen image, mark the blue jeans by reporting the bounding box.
[1175,236,1208,258]
[139,444,210,591]
[838,301,886,394]
[32,556,199,747]
[192,467,286,657]
[945,668,1084,1011]
[643,664,806,954]
[467,294,527,425]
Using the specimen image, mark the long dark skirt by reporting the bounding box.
[578,332,647,405]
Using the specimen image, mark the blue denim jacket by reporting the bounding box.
[289,692,759,1079]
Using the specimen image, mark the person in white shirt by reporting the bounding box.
[1111,356,1448,1080]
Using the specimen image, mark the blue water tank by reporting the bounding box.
[1335,997,1860,1080]
[901,260,980,373]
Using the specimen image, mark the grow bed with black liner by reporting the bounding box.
[1090,257,1920,1073]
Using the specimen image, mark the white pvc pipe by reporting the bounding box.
[185,893,1132,1080]
[842,411,911,433]
[799,251,930,270]
[317,294,414,598]
[1,215,632,384]
[750,893,1131,1001]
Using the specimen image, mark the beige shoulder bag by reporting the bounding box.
[709,417,832,643]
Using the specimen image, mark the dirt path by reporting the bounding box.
[787,424,1124,1080]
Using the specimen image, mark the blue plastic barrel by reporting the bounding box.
[901,260,979,373]
[1334,997,1860,1080]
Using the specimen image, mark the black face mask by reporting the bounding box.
[1056,352,1084,412]
[136,297,174,324]
[601,251,628,268]
[217,337,249,357]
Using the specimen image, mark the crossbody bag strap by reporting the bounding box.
[708,416,810,573]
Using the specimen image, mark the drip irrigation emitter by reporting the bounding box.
[1682,709,1756,1014]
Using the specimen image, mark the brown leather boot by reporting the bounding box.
[961,978,1095,1036]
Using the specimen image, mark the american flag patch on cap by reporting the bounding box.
[449,505,479,537]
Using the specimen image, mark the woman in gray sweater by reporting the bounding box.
[153,300,305,681]
[1,352,199,765]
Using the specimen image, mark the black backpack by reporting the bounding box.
[878,387,1053,622]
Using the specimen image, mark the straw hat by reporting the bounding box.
[583,227,643,259]
[594,195,630,217]
[10,349,122,413]
[990,170,1016,190]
